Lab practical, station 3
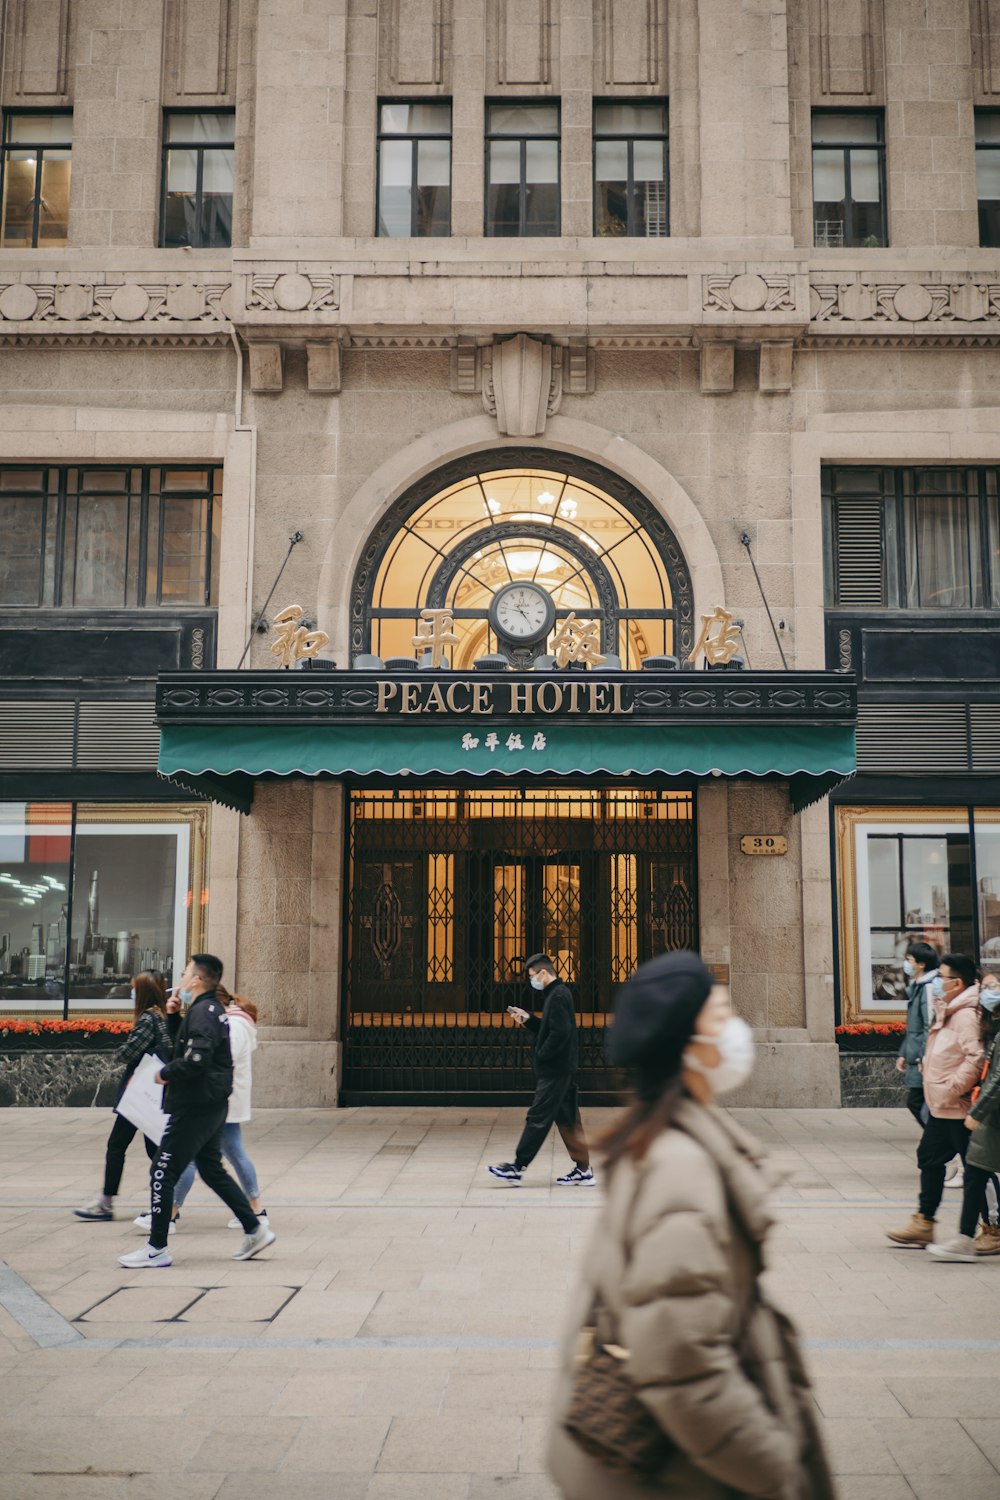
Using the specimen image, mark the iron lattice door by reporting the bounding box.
[342,787,697,1103]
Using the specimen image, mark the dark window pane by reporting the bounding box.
[850,195,885,247]
[594,103,664,135]
[596,181,628,236]
[812,113,880,144]
[416,138,450,234]
[378,139,414,235]
[487,139,521,235]
[976,112,1000,145]
[1,153,37,247]
[159,495,209,603]
[0,495,44,604]
[489,103,558,135]
[163,146,198,247]
[978,199,1000,247]
[36,151,70,246]
[6,114,72,145]
[166,112,234,144]
[381,103,450,134]
[70,494,129,607]
[199,148,233,247]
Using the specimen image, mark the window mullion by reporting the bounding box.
[520,137,527,235]
[194,147,205,248]
[32,148,43,247]
[843,148,853,247]
[411,135,420,236]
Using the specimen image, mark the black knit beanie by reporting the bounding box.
[607,950,714,1096]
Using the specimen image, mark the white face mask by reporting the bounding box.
[685,1015,756,1096]
[529,975,546,992]
[902,959,915,978]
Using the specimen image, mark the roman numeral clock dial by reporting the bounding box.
[488,581,557,647]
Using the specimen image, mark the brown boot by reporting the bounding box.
[886,1213,935,1248]
[974,1220,1000,1256]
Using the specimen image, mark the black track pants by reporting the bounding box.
[149,1104,258,1251]
[514,1073,589,1171]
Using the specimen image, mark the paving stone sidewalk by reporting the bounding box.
[1,1105,999,1500]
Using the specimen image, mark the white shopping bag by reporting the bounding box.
[115,1051,169,1146]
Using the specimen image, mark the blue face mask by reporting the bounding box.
[903,959,915,978]
[982,989,1000,1014]
[930,977,947,1000]
[178,987,193,1004]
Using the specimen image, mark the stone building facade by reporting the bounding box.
[1,0,999,1108]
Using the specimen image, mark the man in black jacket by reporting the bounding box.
[487,953,593,1186]
[118,953,276,1268]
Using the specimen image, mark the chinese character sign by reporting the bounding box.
[270,605,331,669]
[687,606,741,667]
[412,608,459,669]
[550,613,605,669]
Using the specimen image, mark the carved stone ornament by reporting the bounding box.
[483,334,562,436]
[247,273,339,315]
[810,273,1000,325]
[703,274,796,315]
[0,278,233,326]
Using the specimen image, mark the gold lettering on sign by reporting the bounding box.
[611,683,634,715]
[550,614,606,669]
[423,682,447,713]
[412,607,459,668]
[472,683,494,715]
[445,682,470,712]
[566,680,584,714]
[400,682,421,713]
[270,605,331,669]
[536,681,564,714]
[377,681,399,712]
[588,682,610,713]
[510,682,532,713]
[687,606,741,667]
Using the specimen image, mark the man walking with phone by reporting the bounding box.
[118,953,276,1268]
[487,953,593,1186]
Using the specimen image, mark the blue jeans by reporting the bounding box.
[173,1122,260,1209]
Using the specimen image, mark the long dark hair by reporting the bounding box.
[598,1072,688,1171]
[132,970,167,1023]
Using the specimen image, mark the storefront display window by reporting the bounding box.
[837,806,999,1019]
[0,802,208,1018]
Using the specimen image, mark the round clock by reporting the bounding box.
[488,581,556,646]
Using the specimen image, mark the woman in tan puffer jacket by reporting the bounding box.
[546,951,835,1500]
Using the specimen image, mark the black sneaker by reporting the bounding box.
[556,1166,596,1186]
[487,1162,523,1183]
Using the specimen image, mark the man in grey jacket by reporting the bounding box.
[896,940,939,1123]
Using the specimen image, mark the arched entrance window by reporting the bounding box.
[351,448,694,666]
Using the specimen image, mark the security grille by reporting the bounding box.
[343,786,697,1102]
[0,698,158,771]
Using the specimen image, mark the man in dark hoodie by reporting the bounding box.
[487,953,593,1186]
[118,953,276,1269]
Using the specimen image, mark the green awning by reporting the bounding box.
[159,722,855,813]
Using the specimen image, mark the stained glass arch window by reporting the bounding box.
[351,449,694,667]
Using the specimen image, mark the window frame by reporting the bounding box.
[811,107,887,249]
[591,100,669,238]
[375,98,453,238]
[822,465,1000,612]
[0,464,221,610]
[0,108,73,250]
[159,108,236,250]
[975,108,1000,249]
[484,99,561,238]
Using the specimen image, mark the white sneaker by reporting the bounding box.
[232,1224,276,1261]
[229,1211,268,1229]
[944,1159,965,1189]
[926,1234,977,1263]
[133,1212,176,1235]
[118,1242,172,1269]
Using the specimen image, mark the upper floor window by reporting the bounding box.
[0,466,221,609]
[0,112,72,249]
[976,111,1000,248]
[160,112,234,249]
[593,102,668,237]
[812,110,886,248]
[823,466,1000,611]
[486,102,559,236]
[377,102,451,236]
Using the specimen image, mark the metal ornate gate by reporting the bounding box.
[342,786,697,1103]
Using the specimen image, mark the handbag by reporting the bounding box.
[562,1299,673,1476]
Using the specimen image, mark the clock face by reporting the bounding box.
[490,582,554,643]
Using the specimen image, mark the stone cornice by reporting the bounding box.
[0,257,998,353]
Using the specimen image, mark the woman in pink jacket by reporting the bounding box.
[887,953,984,1249]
